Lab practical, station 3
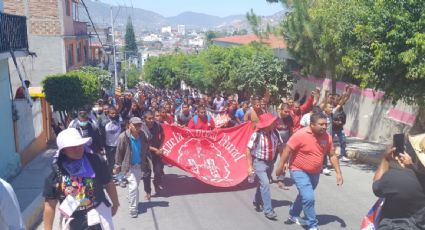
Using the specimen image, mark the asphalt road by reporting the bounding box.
[36,160,378,230]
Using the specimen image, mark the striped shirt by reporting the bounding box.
[247,130,283,161]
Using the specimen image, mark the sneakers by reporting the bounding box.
[252,201,263,212]
[340,156,350,162]
[322,168,331,176]
[287,216,307,226]
[308,227,318,230]
[130,212,138,218]
[264,211,277,220]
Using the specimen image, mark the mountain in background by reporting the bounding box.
[166,12,246,28]
[79,0,167,31]
[79,0,285,32]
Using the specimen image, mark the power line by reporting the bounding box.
[80,0,104,48]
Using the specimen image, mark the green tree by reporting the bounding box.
[267,0,425,107]
[341,1,425,106]
[143,44,293,99]
[124,16,138,55]
[42,70,100,125]
[79,66,112,91]
[205,31,219,46]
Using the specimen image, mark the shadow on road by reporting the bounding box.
[138,201,170,214]
[156,173,257,197]
[271,199,292,208]
[317,214,347,228]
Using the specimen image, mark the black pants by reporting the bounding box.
[69,211,102,230]
[105,146,117,174]
[143,153,164,194]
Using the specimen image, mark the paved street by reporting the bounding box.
[36,160,377,230]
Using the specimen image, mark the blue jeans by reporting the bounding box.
[253,158,274,214]
[333,130,347,157]
[290,170,320,228]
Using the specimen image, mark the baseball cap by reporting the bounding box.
[129,117,143,124]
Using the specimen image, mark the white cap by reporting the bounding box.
[57,128,92,152]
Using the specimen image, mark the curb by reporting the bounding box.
[22,193,43,229]
[347,149,399,168]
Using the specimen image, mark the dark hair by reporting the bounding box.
[144,110,154,118]
[310,112,327,124]
[311,106,323,114]
[197,106,206,111]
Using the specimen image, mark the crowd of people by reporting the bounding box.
[39,81,425,230]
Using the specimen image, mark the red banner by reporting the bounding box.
[161,123,254,187]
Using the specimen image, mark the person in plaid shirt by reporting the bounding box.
[246,113,283,220]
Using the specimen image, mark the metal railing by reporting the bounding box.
[0,12,28,53]
[73,21,88,36]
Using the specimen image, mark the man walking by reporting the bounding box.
[115,117,150,218]
[276,112,343,230]
[144,111,165,198]
[246,113,283,220]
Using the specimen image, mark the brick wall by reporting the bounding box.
[4,0,62,36]
[3,0,25,16]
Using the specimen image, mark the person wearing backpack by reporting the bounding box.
[187,106,215,130]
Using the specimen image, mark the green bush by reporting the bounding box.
[42,69,100,112]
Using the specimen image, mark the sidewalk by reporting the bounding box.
[344,136,388,166]
[10,148,56,229]
[12,137,388,229]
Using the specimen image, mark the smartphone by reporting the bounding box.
[393,134,405,156]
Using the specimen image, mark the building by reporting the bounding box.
[177,24,186,35]
[3,0,86,171]
[0,1,30,179]
[4,0,90,88]
[212,34,293,60]
[161,26,172,34]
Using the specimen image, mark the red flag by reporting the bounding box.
[161,122,254,187]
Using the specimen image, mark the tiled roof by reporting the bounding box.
[212,34,286,49]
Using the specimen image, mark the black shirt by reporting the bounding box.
[373,168,425,219]
[148,122,164,149]
[43,153,112,213]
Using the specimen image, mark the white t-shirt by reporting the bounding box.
[213,97,225,112]
[300,113,311,127]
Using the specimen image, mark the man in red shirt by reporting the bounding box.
[187,106,215,130]
[290,91,314,133]
[275,112,343,230]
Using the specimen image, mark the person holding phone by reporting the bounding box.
[372,133,425,229]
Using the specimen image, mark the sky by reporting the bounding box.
[100,0,285,17]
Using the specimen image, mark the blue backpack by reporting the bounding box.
[193,114,211,126]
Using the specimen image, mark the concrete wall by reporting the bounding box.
[62,0,74,36]
[14,99,43,152]
[0,59,21,179]
[294,76,419,143]
[9,36,65,89]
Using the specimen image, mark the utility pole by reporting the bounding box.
[110,7,118,91]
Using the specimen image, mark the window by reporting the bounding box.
[65,0,70,16]
[67,44,74,68]
[77,43,81,62]
[84,45,88,63]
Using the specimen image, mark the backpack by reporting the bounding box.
[193,114,211,126]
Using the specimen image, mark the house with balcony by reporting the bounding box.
[4,0,90,87]
[3,0,89,168]
[0,1,30,179]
